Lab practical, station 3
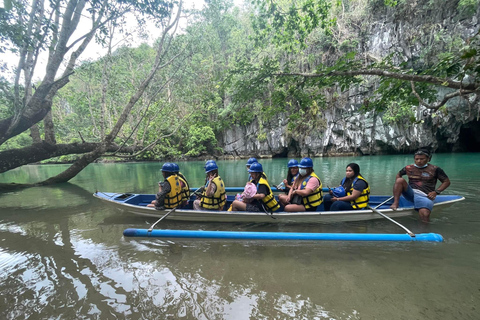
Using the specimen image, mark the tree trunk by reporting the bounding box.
[30,124,42,143]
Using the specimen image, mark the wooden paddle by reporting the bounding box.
[367,204,415,237]
[148,207,176,232]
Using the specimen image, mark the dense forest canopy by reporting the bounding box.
[0,0,479,188]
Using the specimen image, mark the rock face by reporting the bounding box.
[218,3,480,157]
[219,103,478,158]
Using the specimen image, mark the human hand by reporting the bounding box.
[283,179,288,184]
[427,191,437,200]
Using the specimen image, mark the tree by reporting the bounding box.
[231,0,480,122]
[0,0,187,188]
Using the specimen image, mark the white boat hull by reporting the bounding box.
[93,192,464,223]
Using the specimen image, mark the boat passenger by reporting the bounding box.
[323,163,370,211]
[172,163,190,207]
[231,162,280,212]
[390,147,451,222]
[278,159,299,206]
[284,157,323,212]
[193,161,227,211]
[147,162,183,210]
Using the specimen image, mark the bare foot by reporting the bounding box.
[390,203,399,211]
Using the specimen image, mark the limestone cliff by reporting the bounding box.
[218,1,480,157]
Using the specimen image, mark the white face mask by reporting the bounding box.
[414,164,428,168]
[299,168,307,176]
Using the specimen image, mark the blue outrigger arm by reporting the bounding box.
[123,228,444,242]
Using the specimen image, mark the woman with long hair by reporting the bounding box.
[323,163,370,211]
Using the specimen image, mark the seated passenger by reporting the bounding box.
[278,159,299,206]
[147,162,183,210]
[231,162,280,212]
[323,163,370,211]
[284,157,323,212]
[193,161,226,211]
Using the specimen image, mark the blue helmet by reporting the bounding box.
[298,157,313,168]
[162,162,176,173]
[172,163,180,173]
[245,157,258,167]
[287,159,299,168]
[204,159,216,168]
[331,186,346,198]
[205,162,219,173]
[248,162,263,173]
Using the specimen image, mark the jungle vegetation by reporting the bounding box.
[0,0,479,188]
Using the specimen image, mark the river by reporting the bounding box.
[0,153,479,319]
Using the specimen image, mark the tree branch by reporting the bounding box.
[410,81,476,110]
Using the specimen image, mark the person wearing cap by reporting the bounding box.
[278,159,299,206]
[147,162,183,210]
[323,163,370,211]
[193,161,227,210]
[231,162,280,212]
[284,157,323,212]
[172,163,190,207]
[390,147,450,222]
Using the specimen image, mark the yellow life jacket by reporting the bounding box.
[200,176,226,210]
[342,174,370,209]
[177,172,190,203]
[257,177,280,212]
[298,172,323,209]
[164,175,183,208]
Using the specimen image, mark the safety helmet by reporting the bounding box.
[245,157,258,167]
[205,162,219,173]
[298,157,314,168]
[248,162,263,173]
[331,186,346,198]
[161,162,176,173]
[287,159,299,168]
[172,163,180,173]
[204,159,216,168]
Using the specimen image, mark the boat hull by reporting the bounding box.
[93,192,464,223]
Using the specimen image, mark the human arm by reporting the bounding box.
[331,189,362,202]
[205,175,217,197]
[293,177,319,197]
[426,168,450,200]
[251,184,268,201]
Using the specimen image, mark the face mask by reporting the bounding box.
[299,168,307,176]
[414,164,428,168]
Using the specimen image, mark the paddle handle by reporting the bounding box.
[148,208,176,232]
[367,205,415,237]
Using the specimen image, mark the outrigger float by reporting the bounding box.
[122,229,445,242]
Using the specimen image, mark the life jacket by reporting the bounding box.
[164,175,183,208]
[177,172,190,203]
[257,177,280,212]
[341,174,370,209]
[200,176,226,210]
[298,172,323,209]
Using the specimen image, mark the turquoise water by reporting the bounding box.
[0,153,479,319]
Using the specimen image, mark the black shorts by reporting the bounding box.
[246,202,262,212]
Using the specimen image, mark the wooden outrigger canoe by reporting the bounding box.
[93,188,464,224]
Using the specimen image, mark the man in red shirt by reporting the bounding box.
[390,148,451,222]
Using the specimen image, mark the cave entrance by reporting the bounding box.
[456,120,480,152]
